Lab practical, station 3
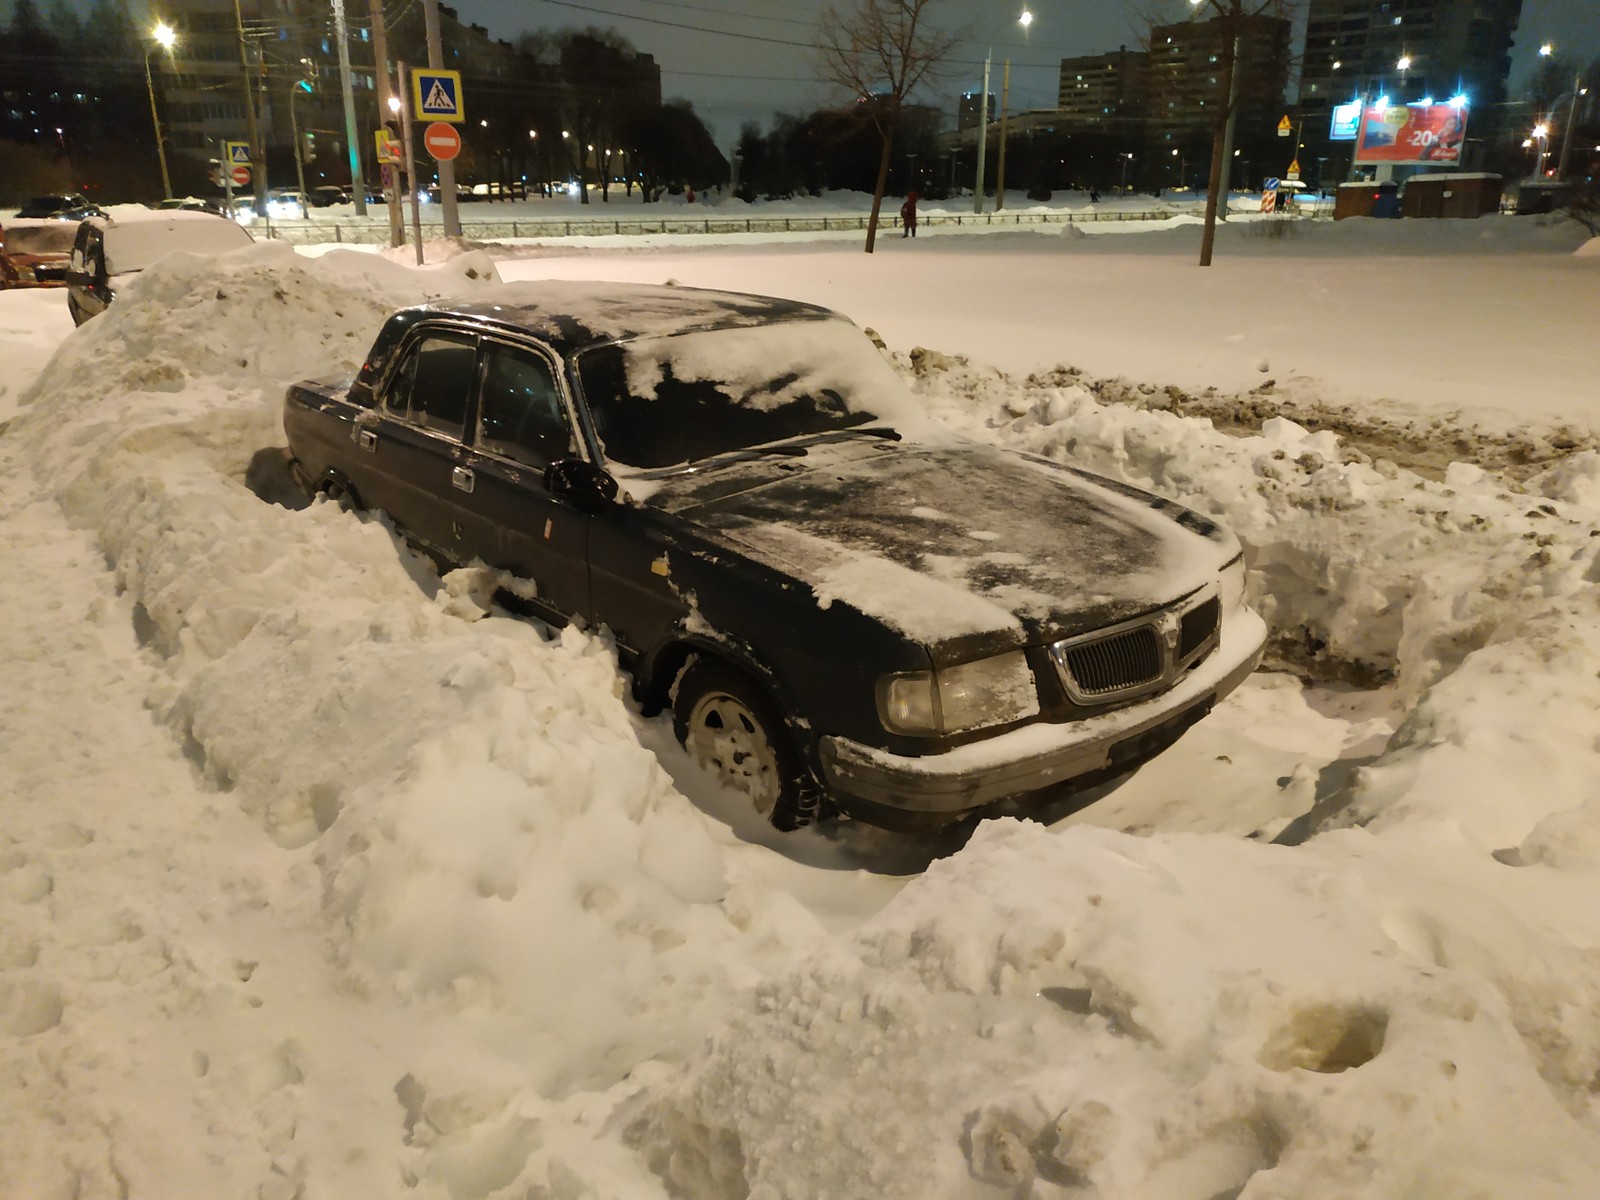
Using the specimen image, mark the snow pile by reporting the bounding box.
[5,244,1600,1199]
[632,819,1600,1200]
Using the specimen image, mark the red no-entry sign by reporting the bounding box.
[231,165,251,186]
[424,122,461,162]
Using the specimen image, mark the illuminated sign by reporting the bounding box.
[1330,101,1362,141]
[1355,102,1470,164]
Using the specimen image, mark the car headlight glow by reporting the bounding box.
[879,651,1040,736]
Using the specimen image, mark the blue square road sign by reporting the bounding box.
[413,69,464,123]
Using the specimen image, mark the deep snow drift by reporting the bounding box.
[3,231,1600,1199]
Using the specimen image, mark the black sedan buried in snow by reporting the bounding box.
[283,283,1266,832]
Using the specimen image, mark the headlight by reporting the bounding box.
[1220,552,1247,612]
[878,651,1040,736]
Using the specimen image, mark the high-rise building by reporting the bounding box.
[1057,47,1147,126]
[1299,0,1524,112]
[1144,12,1292,141]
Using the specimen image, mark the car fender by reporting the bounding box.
[635,628,817,758]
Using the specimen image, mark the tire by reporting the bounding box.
[672,660,820,832]
[319,478,359,513]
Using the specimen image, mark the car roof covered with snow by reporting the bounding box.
[81,207,254,275]
[409,281,838,354]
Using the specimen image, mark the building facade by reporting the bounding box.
[1299,0,1524,112]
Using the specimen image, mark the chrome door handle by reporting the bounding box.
[452,466,475,494]
[357,428,378,452]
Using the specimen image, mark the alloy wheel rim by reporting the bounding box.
[686,692,781,816]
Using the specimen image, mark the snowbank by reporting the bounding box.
[4,243,1600,1199]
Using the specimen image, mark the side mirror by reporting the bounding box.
[545,457,619,510]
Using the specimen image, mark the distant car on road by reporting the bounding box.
[65,208,254,325]
[308,185,349,207]
[0,217,77,288]
[283,284,1265,832]
[16,192,93,219]
[156,196,231,217]
[266,189,309,220]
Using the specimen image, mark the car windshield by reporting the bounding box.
[575,317,915,470]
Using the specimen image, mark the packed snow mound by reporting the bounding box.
[6,248,1600,1199]
[633,819,1600,1200]
[1576,235,1600,258]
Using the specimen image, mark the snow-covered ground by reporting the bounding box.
[3,217,1600,1199]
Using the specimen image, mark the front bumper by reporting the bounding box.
[818,605,1267,816]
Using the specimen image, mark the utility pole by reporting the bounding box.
[369,0,404,247]
[1561,72,1587,180]
[232,0,268,215]
[995,59,1011,212]
[423,0,461,236]
[398,62,425,264]
[972,56,990,214]
[331,0,366,216]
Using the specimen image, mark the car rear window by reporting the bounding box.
[4,224,77,255]
[575,317,915,469]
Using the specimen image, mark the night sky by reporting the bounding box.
[440,0,1600,148]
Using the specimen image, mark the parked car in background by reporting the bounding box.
[230,195,259,225]
[308,185,349,207]
[156,196,231,217]
[65,208,255,325]
[266,189,309,220]
[0,217,77,288]
[283,283,1266,833]
[16,192,93,219]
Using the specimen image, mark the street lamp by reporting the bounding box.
[288,64,314,200]
[1531,121,1551,177]
[1537,45,1589,179]
[1119,151,1133,193]
[973,6,1032,215]
[144,21,177,200]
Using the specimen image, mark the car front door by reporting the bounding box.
[453,336,592,625]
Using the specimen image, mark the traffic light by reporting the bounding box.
[303,131,316,162]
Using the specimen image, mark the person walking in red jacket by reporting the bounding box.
[899,189,919,238]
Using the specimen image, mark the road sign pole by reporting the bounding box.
[231,0,268,217]
[423,0,461,237]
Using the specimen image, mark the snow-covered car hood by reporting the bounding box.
[647,439,1236,648]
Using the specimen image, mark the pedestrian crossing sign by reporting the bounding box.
[413,69,464,123]
[225,140,250,165]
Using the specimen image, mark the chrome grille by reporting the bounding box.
[1050,591,1222,707]
[1061,626,1162,696]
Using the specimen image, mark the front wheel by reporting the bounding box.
[672,660,820,832]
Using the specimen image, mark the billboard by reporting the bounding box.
[1355,103,1469,164]
[1329,100,1361,141]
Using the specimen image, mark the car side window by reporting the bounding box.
[476,343,572,467]
[385,330,477,437]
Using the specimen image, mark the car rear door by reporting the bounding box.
[345,325,481,561]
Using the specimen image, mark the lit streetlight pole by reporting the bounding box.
[144,22,177,200]
[973,7,1032,215]
[1540,44,1589,180]
[289,60,315,201]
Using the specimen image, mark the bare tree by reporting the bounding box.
[816,0,959,253]
[1169,0,1297,267]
